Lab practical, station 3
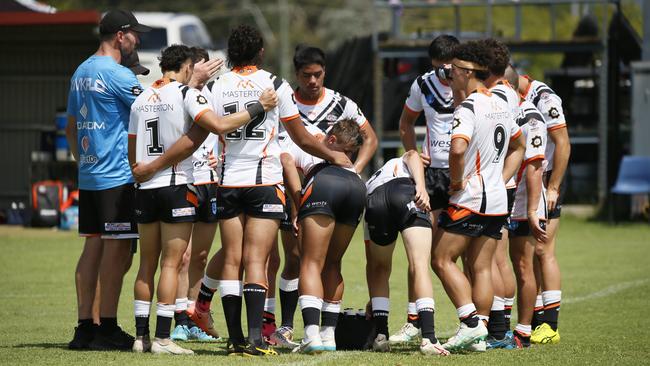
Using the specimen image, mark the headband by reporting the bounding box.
[452,59,488,71]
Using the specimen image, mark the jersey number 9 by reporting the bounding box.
[492,124,506,163]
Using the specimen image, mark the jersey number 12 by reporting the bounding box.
[223,102,267,140]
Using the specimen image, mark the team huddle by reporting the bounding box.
[66,10,569,357]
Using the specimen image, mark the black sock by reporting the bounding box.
[174,311,189,327]
[418,309,437,343]
[504,305,512,330]
[280,289,299,328]
[321,310,338,328]
[543,303,560,331]
[488,310,507,339]
[154,315,172,339]
[460,312,479,328]
[222,295,245,343]
[372,309,389,337]
[302,307,320,327]
[243,284,266,346]
[196,283,216,313]
[135,316,149,337]
[78,318,93,329]
[532,306,544,329]
[99,317,118,334]
[407,313,420,328]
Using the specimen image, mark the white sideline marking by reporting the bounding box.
[563,278,650,304]
[280,351,349,366]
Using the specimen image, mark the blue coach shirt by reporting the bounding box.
[67,55,143,190]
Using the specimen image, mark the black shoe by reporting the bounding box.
[68,324,96,350]
[88,326,134,351]
[242,341,278,357]
[226,338,247,356]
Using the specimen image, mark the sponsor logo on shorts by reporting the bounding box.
[105,222,132,232]
[210,198,217,215]
[172,207,196,217]
[306,201,327,208]
[263,204,284,213]
[407,201,426,213]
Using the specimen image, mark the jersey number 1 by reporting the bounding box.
[223,102,267,140]
[146,118,164,155]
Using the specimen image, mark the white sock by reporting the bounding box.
[515,323,532,336]
[415,297,435,312]
[371,297,390,313]
[322,301,341,314]
[279,277,299,292]
[134,300,151,317]
[219,280,242,298]
[504,297,515,307]
[157,303,176,318]
[187,299,195,308]
[491,296,505,311]
[535,295,544,309]
[407,302,417,315]
[202,275,220,290]
[175,297,188,312]
[477,314,489,325]
[456,303,477,319]
[264,297,276,313]
[542,290,561,306]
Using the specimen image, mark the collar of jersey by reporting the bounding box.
[232,65,258,75]
[152,77,176,89]
[294,88,325,105]
[469,87,491,97]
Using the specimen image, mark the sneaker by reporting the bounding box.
[132,335,152,353]
[171,325,190,341]
[242,341,278,357]
[512,330,531,349]
[186,306,220,339]
[292,336,324,354]
[531,323,560,344]
[442,321,488,352]
[388,322,421,344]
[419,338,450,356]
[226,339,247,356]
[467,339,486,352]
[151,337,194,355]
[486,335,513,349]
[270,326,299,349]
[372,334,391,352]
[68,324,95,350]
[320,333,336,352]
[188,326,220,342]
[89,326,135,351]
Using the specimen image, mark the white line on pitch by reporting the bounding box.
[563,278,650,304]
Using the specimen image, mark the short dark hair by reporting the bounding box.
[453,41,491,81]
[428,34,460,61]
[480,38,510,77]
[159,44,193,73]
[293,45,326,71]
[504,64,519,89]
[227,25,264,68]
[327,119,363,151]
[190,46,209,63]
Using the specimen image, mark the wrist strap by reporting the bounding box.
[246,101,264,119]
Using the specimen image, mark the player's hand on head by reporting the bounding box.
[414,184,431,212]
[331,151,353,169]
[131,162,155,183]
[259,88,278,111]
[419,153,431,167]
[546,188,559,212]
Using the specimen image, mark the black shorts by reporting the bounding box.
[280,196,293,232]
[195,183,218,223]
[543,170,567,219]
[365,178,432,246]
[507,219,547,237]
[425,167,451,211]
[216,184,286,220]
[79,184,138,239]
[135,184,198,224]
[439,205,508,240]
[298,164,366,227]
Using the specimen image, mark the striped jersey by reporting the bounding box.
[511,101,548,221]
[278,124,326,176]
[208,66,300,187]
[365,156,412,195]
[191,84,218,185]
[128,79,211,189]
[450,89,522,215]
[491,80,521,189]
[404,70,454,168]
[521,78,567,172]
[295,87,368,132]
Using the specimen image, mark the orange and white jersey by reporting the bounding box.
[521,77,566,172]
[511,101,548,221]
[404,70,454,168]
[491,80,520,190]
[191,84,219,185]
[278,124,329,176]
[295,87,368,132]
[449,88,522,215]
[207,66,300,187]
[128,79,210,189]
[365,156,413,195]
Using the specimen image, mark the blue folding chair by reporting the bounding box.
[609,156,650,222]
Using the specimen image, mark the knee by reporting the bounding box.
[192,250,209,269]
[369,258,392,277]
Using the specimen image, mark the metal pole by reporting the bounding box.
[372,2,383,169]
[486,0,493,37]
[597,0,609,206]
[278,0,290,79]
[644,0,650,61]
[515,2,522,40]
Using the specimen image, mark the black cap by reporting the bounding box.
[121,51,150,76]
[100,10,152,35]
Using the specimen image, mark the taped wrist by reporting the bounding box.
[246,101,264,119]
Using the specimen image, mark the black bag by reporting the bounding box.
[334,309,375,350]
[31,180,65,227]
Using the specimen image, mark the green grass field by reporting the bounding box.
[1,215,649,365]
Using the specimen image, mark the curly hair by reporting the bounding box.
[480,38,510,77]
[428,34,460,61]
[159,44,193,73]
[293,44,326,71]
[328,119,363,152]
[453,41,492,81]
[190,46,209,63]
[227,25,264,68]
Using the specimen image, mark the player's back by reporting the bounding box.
[366,157,412,195]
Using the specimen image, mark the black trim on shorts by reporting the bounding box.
[439,205,508,240]
[216,185,286,220]
[79,184,138,238]
[135,184,198,224]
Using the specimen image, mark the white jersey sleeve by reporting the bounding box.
[450,103,476,144]
[183,87,212,122]
[342,96,369,128]
[404,78,423,113]
[277,81,300,123]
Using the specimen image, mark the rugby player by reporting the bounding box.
[364,151,449,356]
[128,44,276,354]
[280,120,366,354]
[429,41,525,352]
[517,69,569,344]
[394,35,459,343]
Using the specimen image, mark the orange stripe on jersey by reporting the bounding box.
[403,104,421,117]
[232,65,258,75]
[524,154,545,165]
[276,187,286,205]
[194,108,210,122]
[516,164,526,184]
[510,129,522,140]
[300,185,313,207]
[359,119,370,129]
[448,203,509,217]
[262,127,276,158]
[152,77,173,89]
[447,206,473,221]
[476,151,481,176]
[186,190,199,207]
[280,114,301,123]
[451,134,470,143]
[548,123,567,131]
